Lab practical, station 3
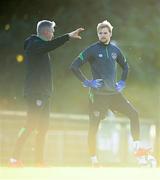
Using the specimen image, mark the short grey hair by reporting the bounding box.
[37,20,56,35]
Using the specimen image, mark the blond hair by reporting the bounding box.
[97,20,113,33]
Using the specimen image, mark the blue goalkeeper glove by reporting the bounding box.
[83,79,103,89]
[115,80,126,92]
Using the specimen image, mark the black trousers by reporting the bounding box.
[13,95,50,163]
[88,93,139,156]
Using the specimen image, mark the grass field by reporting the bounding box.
[0,167,160,180]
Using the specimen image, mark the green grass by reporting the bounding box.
[1,167,160,180]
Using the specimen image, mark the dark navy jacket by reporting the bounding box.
[70,41,129,94]
[24,34,69,97]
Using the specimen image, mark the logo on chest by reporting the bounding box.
[111,52,117,60]
[98,53,103,58]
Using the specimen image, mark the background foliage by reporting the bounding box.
[0,0,159,119]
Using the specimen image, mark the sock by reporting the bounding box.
[91,156,98,164]
[18,127,26,138]
[132,140,140,151]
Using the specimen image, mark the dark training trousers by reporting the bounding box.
[13,95,50,164]
[88,93,140,156]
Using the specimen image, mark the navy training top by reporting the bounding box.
[24,34,69,97]
[70,41,129,95]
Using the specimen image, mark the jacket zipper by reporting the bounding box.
[105,46,109,59]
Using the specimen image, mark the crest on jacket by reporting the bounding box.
[111,52,117,60]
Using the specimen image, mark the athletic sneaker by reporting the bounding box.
[35,162,49,168]
[134,147,152,157]
[9,158,24,168]
[91,161,102,168]
[90,156,102,167]
[134,148,157,167]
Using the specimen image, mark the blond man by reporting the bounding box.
[70,20,150,167]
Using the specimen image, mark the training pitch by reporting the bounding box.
[0,167,160,180]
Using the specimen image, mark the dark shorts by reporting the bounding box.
[25,95,51,131]
[89,93,137,120]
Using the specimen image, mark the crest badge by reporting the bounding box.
[98,54,103,58]
[36,99,43,107]
[93,111,100,117]
[111,52,117,60]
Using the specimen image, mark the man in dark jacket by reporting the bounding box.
[70,20,149,167]
[10,20,84,167]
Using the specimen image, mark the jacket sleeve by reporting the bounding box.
[70,47,91,82]
[26,34,69,54]
[116,48,129,81]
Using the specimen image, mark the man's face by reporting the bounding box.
[97,27,112,44]
[43,27,55,41]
